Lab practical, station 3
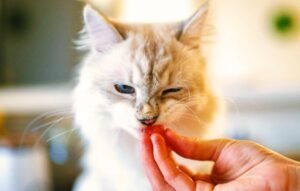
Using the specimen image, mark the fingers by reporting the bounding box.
[177,165,212,183]
[151,134,195,191]
[195,180,214,191]
[192,173,212,183]
[140,131,174,191]
[164,129,235,162]
[141,129,215,191]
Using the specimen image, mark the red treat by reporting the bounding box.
[140,125,166,137]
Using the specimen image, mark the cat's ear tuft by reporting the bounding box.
[83,5,122,52]
[178,1,208,49]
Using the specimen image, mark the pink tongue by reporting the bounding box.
[143,119,155,125]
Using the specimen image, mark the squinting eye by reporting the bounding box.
[114,84,135,94]
[162,87,182,95]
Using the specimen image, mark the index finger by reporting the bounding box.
[140,131,174,191]
[151,133,195,191]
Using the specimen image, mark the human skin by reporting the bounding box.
[140,126,300,191]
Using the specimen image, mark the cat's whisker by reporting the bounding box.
[167,115,210,136]
[46,127,77,143]
[181,94,240,115]
[167,109,211,129]
[180,107,211,127]
[167,121,181,132]
[21,109,73,146]
[177,94,219,104]
[173,95,241,126]
[182,114,211,127]
[34,122,58,148]
[32,115,74,148]
[219,96,241,118]
[166,99,211,128]
[31,115,74,132]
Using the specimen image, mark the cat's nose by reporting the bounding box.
[138,116,158,126]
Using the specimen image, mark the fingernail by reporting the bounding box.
[150,134,157,141]
[150,133,162,144]
[165,129,173,137]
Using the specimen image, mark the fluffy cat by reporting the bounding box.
[73,2,221,191]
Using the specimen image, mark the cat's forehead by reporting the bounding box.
[128,26,175,63]
[126,28,178,93]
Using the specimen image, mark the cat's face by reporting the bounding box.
[74,4,217,138]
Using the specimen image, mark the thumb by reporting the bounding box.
[164,129,235,162]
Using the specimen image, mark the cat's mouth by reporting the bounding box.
[140,118,157,126]
[138,115,159,126]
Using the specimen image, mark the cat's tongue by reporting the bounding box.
[140,125,166,137]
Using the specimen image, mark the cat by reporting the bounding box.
[73,2,222,191]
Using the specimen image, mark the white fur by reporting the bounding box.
[72,4,223,191]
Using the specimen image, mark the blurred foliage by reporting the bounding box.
[271,7,299,37]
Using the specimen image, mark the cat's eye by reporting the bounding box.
[114,84,135,94]
[162,87,182,95]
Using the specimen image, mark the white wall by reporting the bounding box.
[212,0,300,91]
[210,0,300,155]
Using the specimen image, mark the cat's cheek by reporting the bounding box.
[160,102,187,123]
[114,110,141,129]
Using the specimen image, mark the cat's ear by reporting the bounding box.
[83,5,122,52]
[178,2,208,49]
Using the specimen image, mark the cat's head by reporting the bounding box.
[74,3,218,138]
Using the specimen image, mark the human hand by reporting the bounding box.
[140,126,300,191]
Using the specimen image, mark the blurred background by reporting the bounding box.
[0,0,299,190]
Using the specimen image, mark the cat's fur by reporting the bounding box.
[73,3,221,191]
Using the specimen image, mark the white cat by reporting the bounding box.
[73,2,222,191]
